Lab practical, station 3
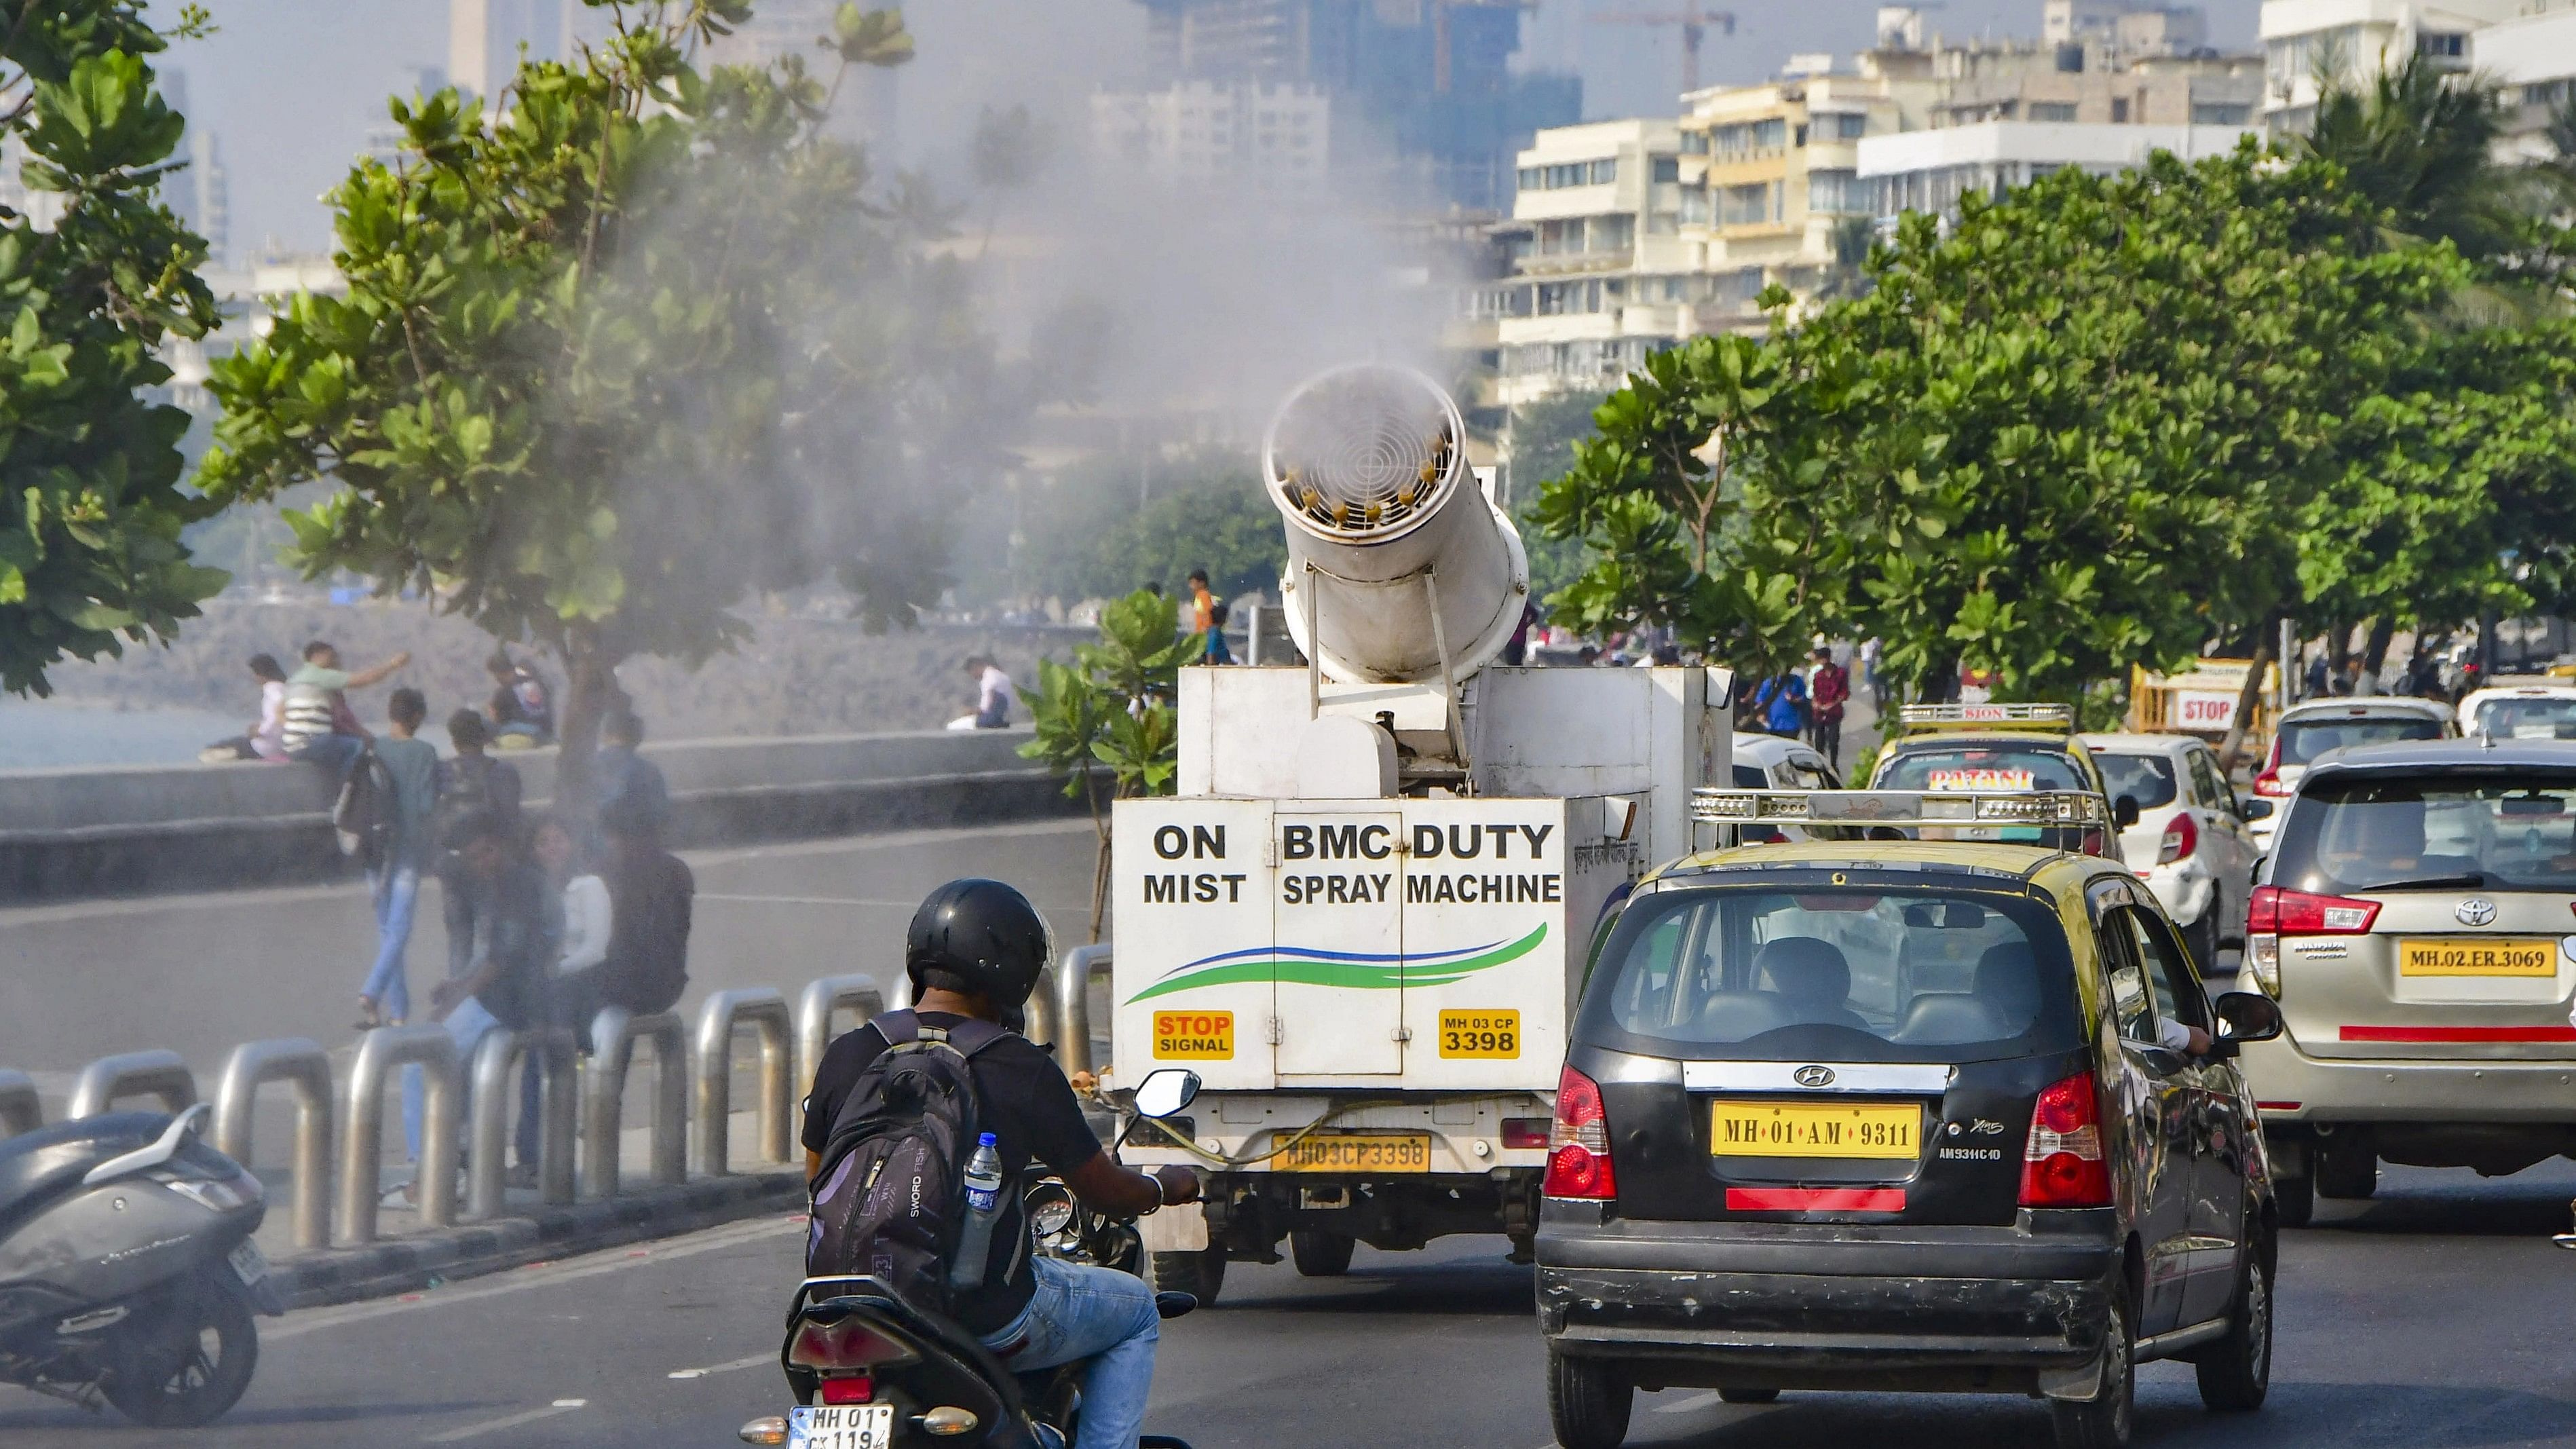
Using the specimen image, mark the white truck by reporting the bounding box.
[1107,366,1728,1298]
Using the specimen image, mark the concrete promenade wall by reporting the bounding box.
[0,729,1076,902]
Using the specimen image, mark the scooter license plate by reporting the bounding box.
[789,1404,896,1449]
[227,1240,267,1287]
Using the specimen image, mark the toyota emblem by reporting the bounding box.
[2457,898,2498,927]
[1793,1065,1836,1088]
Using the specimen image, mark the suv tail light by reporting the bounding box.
[2251,884,2381,935]
[1542,1066,1616,1199]
[2156,812,2197,865]
[2019,1071,2113,1208]
[2252,740,2289,797]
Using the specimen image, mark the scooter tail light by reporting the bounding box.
[819,1374,876,1406]
[787,1316,916,1373]
[1542,1065,1616,1199]
[2019,1071,2112,1208]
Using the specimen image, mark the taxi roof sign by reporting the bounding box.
[1690,788,2110,828]
[1895,702,2076,733]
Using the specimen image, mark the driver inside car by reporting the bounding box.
[802,879,1200,1449]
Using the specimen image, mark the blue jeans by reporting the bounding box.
[982,1258,1160,1449]
[292,734,366,776]
[402,994,498,1163]
[363,863,421,1021]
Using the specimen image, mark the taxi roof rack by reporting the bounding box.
[1690,788,2110,828]
[1895,702,2076,733]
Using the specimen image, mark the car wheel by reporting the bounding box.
[1150,1247,1226,1306]
[2273,1165,2314,1228]
[2316,1141,2377,1200]
[2049,1286,2134,1449]
[2195,1245,2273,1412]
[1718,1387,1780,1404]
[1290,1229,1355,1277]
[1547,1347,1633,1449]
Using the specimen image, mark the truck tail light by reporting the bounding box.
[1502,1118,1551,1150]
[2019,1071,2113,1208]
[1542,1066,1616,1200]
[2157,812,2197,865]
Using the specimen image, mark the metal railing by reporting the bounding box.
[0,1069,38,1136]
[212,1038,335,1250]
[795,973,889,1102]
[68,1050,197,1118]
[1054,943,1114,1081]
[692,989,793,1175]
[466,1027,578,1220]
[339,1025,462,1243]
[584,1008,686,1199]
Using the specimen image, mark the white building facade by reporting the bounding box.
[2258,0,2522,133]
[1857,118,2258,220]
[1089,81,1331,194]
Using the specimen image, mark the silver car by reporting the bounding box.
[2238,738,2576,1225]
[2249,697,2454,850]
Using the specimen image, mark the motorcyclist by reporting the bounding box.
[801,878,1200,1449]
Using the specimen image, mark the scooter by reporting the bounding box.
[739,1069,1205,1449]
[0,1104,282,1425]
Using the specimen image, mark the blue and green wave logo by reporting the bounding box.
[1125,924,1548,1002]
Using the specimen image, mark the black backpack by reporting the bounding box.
[807,1011,1018,1317]
[330,746,398,867]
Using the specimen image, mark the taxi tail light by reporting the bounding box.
[2018,1071,2113,1208]
[1542,1066,1616,1200]
[2157,812,2197,865]
[819,1374,877,1406]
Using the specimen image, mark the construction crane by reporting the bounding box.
[1588,1,1737,96]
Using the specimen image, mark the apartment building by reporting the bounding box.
[2258,0,2523,133]
[1485,120,1686,405]
[2471,5,2576,159]
[1859,117,2256,221]
[1091,81,1333,194]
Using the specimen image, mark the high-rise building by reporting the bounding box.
[157,69,230,265]
[1092,81,1334,195]
[1128,0,1579,212]
[449,0,563,103]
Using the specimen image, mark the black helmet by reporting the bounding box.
[905,878,1051,1011]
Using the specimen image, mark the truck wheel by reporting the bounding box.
[2273,1167,2314,1228]
[103,1271,258,1428]
[2195,1247,2273,1412]
[1290,1229,1355,1277]
[2049,1286,2134,1449]
[2316,1141,2376,1200]
[1150,1247,1226,1306]
[1547,1347,1632,1449]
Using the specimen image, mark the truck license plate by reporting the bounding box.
[1276,1131,1431,1172]
[2398,937,2555,977]
[1709,1100,1920,1159]
[789,1404,896,1449]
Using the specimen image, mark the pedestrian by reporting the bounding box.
[947,656,1019,730]
[437,709,525,984]
[513,812,609,1187]
[1808,645,1850,770]
[1186,569,1216,641]
[405,808,551,1182]
[594,709,670,829]
[594,790,694,1019]
[1753,670,1808,740]
[1860,637,1888,711]
[201,654,292,763]
[280,640,409,775]
[2302,649,2330,701]
[484,650,557,748]
[1501,602,1538,666]
[357,688,442,1032]
[1203,600,1235,665]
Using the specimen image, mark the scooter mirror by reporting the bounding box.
[1134,1070,1202,1119]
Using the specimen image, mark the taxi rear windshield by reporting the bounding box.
[1578,886,2081,1063]
[1876,746,2085,793]
[2275,771,2576,894]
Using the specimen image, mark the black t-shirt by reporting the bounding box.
[801,1013,1105,1334]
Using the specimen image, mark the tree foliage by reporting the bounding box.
[1018,588,1192,939]
[0,1,219,695]
[1008,452,1287,607]
[197,1,988,787]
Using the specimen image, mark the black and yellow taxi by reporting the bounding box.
[1869,704,2138,859]
[1537,788,2287,1449]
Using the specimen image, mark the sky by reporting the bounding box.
[150,0,2264,261]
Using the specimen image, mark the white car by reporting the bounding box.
[2082,731,2265,972]
[2250,696,2455,848]
[2456,681,2576,742]
[1729,734,1840,842]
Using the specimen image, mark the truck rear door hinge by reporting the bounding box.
[1393,1025,1414,1043]
[1262,836,1279,868]
[1265,1017,1284,1045]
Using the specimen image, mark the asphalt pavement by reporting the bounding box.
[4,1161,2571,1448]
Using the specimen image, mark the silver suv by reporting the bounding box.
[2239,738,2576,1224]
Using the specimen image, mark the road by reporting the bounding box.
[3,1161,2571,1448]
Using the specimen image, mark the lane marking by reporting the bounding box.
[1653,1391,1722,1414]
[272,1215,804,1342]
[423,1401,582,1442]
[670,1351,776,1380]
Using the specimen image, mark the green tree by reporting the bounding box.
[2302,53,2516,264]
[1505,389,1604,606]
[1019,588,1192,938]
[0,2,220,696]
[200,1,988,794]
[1012,452,1286,607]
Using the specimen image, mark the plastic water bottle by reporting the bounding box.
[949,1133,1004,1290]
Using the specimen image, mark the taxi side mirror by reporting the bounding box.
[2239,797,2275,821]
[2212,992,2284,1045]
[2114,794,2142,830]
